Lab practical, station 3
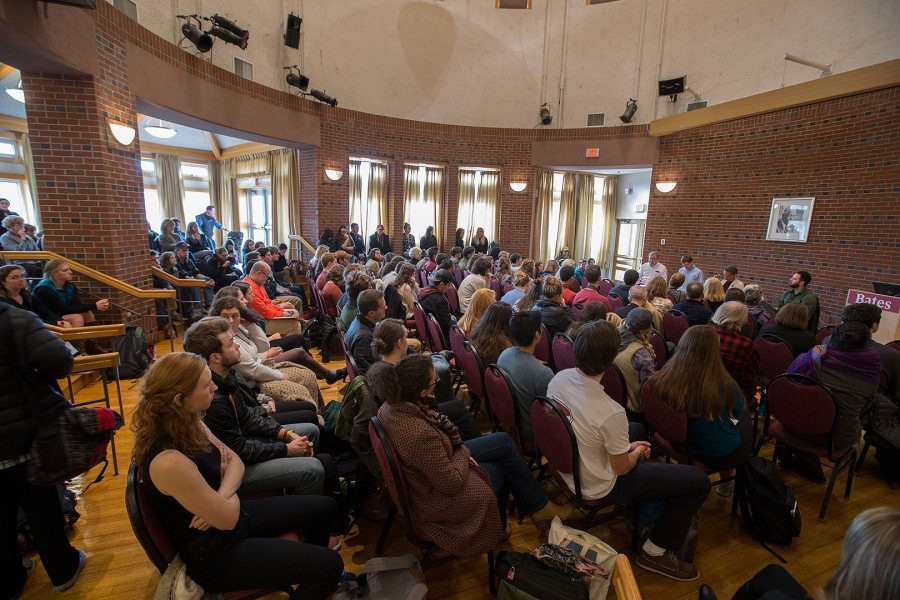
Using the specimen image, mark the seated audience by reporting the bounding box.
[609,268,639,303]
[572,264,613,311]
[242,239,257,261]
[566,301,621,337]
[156,218,181,253]
[454,228,466,250]
[368,224,391,255]
[457,287,495,337]
[558,264,579,306]
[532,276,574,339]
[650,326,750,497]
[315,253,336,290]
[0,215,41,276]
[394,263,419,319]
[469,301,513,366]
[243,261,302,336]
[614,308,658,413]
[647,276,673,316]
[379,256,404,286]
[470,227,489,254]
[417,269,455,341]
[638,251,668,286]
[500,269,530,306]
[759,303,816,356]
[340,270,373,331]
[132,351,342,598]
[458,257,491,313]
[368,354,556,557]
[495,256,513,285]
[721,265,744,292]
[0,264,65,325]
[320,264,344,318]
[184,221,213,262]
[677,256,704,292]
[514,277,544,313]
[346,289,386,373]
[458,245,476,270]
[422,246,439,273]
[668,273,686,304]
[205,247,240,290]
[614,285,662,331]
[335,224,355,254]
[703,277,726,313]
[673,282,713,326]
[779,270,820,332]
[497,310,554,443]
[400,223,415,257]
[711,301,759,401]
[743,284,776,330]
[547,320,710,581]
[173,241,215,310]
[33,259,110,327]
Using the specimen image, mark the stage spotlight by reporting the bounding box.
[209,14,249,49]
[619,98,637,123]
[286,73,310,92]
[178,15,213,52]
[310,89,338,108]
[539,104,552,126]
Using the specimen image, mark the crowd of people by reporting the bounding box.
[1,208,897,599]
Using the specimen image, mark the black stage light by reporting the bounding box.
[209,25,248,49]
[310,89,338,107]
[620,98,637,123]
[539,104,552,126]
[286,72,310,92]
[180,21,213,53]
[210,14,250,48]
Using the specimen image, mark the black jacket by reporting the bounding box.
[0,293,62,324]
[418,286,452,342]
[346,315,377,374]
[0,304,73,460]
[350,232,366,256]
[175,256,200,279]
[609,284,632,302]
[533,298,573,339]
[419,234,437,251]
[758,323,816,357]
[368,232,391,254]
[203,369,288,465]
[672,299,713,327]
[33,281,96,315]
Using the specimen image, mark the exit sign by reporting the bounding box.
[585,148,600,158]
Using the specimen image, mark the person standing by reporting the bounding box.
[195,205,227,248]
[0,303,87,597]
[638,251,668,286]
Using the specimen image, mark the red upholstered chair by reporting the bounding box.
[501,282,514,295]
[648,330,666,371]
[454,268,466,287]
[534,324,552,366]
[126,463,294,600]
[815,326,835,345]
[344,350,359,381]
[449,325,467,361]
[754,336,794,388]
[368,418,497,593]
[570,302,585,321]
[598,279,615,296]
[446,284,460,315]
[608,295,624,309]
[425,313,447,352]
[662,310,690,346]
[412,302,433,351]
[458,340,489,418]
[888,340,900,353]
[530,397,637,536]
[601,364,628,410]
[764,373,858,521]
[484,364,532,456]
[551,333,576,372]
[489,278,502,301]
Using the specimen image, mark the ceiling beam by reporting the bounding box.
[0,114,27,133]
[140,141,215,161]
[221,141,282,159]
[205,131,222,160]
[0,63,15,80]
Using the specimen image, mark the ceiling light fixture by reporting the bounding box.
[143,119,177,139]
[108,121,136,146]
[324,168,344,181]
[655,181,677,193]
[509,181,528,192]
[6,80,24,103]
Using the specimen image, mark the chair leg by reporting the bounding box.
[487,550,496,595]
[818,460,842,522]
[630,506,640,553]
[844,450,858,499]
[855,440,871,474]
[731,476,740,517]
[375,505,396,555]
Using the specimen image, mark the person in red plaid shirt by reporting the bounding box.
[711,301,759,402]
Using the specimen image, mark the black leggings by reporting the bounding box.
[272,399,319,425]
[193,495,343,600]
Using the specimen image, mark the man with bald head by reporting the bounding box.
[243,261,303,335]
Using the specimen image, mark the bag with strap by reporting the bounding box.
[27,405,123,487]
[736,456,801,560]
[548,516,616,599]
[497,550,590,600]
[333,554,427,600]
[106,324,151,379]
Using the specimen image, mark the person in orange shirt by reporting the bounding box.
[243,262,303,336]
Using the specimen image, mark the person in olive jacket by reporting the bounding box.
[0,303,87,597]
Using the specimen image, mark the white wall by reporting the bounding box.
[615,171,651,220]
[123,0,900,127]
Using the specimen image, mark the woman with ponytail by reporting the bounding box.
[368,354,556,556]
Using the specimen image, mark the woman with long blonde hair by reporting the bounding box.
[457,287,495,336]
[646,276,673,315]
[132,352,342,598]
[648,326,749,496]
[703,277,726,313]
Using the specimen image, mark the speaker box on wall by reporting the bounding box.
[284,13,302,49]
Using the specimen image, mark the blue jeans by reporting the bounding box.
[238,423,325,496]
[465,432,547,522]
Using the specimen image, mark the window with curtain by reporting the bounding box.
[403,165,443,241]
[0,135,39,227]
[456,168,499,244]
[140,156,163,229]
[544,172,565,259]
[349,158,388,238]
[181,160,211,222]
[589,176,610,262]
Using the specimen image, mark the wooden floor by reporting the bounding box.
[16,341,900,600]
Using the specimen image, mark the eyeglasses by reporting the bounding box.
[426,378,440,390]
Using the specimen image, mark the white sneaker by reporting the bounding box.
[716,480,735,497]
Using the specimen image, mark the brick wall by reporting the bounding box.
[647,87,900,321]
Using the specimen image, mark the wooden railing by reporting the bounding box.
[0,251,175,299]
[48,323,125,341]
[150,266,211,288]
[289,234,317,254]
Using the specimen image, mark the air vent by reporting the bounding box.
[113,0,137,20]
[687,100,709,112]
[587,113,605,127]
[234,57,254,81]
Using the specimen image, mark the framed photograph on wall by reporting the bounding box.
[766,197,815,243]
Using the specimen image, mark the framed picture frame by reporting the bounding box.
[766,197,815,243]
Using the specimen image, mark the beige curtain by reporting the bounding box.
[156,154,185,224]
[402,165,420,235]
[269,148,301,245]
[211,151,269,237]
[368,162,389,230]
[570,175,595,260]
[348,161,365,234]
[457,170,476,244]
[20,134,40,228]
[595,176,617,268]
[530,169,554,261]
[424,167,443,243]
[554,172,577,258]
[478,171,500,243]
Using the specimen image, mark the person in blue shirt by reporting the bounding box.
[677,255,704,292]
[196,205,227,249]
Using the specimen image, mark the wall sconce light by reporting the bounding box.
[324,168,344,181]
[655,181,677,193]
[108,121,136,146]
[509,181,528,192]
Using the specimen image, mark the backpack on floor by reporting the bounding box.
[106,324,151,379]
[497,551,589,600]
[737,456,801,559]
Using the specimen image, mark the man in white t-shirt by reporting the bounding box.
[546,320,710,582]
[638,251,668,285]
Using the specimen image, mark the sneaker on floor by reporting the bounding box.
[635,548,699,582]
[716,480,735,497]
[53,549,87,592]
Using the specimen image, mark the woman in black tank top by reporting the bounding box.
[132,352,343,599]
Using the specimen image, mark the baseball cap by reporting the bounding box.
[429,269,454,285]
[174,241,189,249]
[626,307,653,331]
